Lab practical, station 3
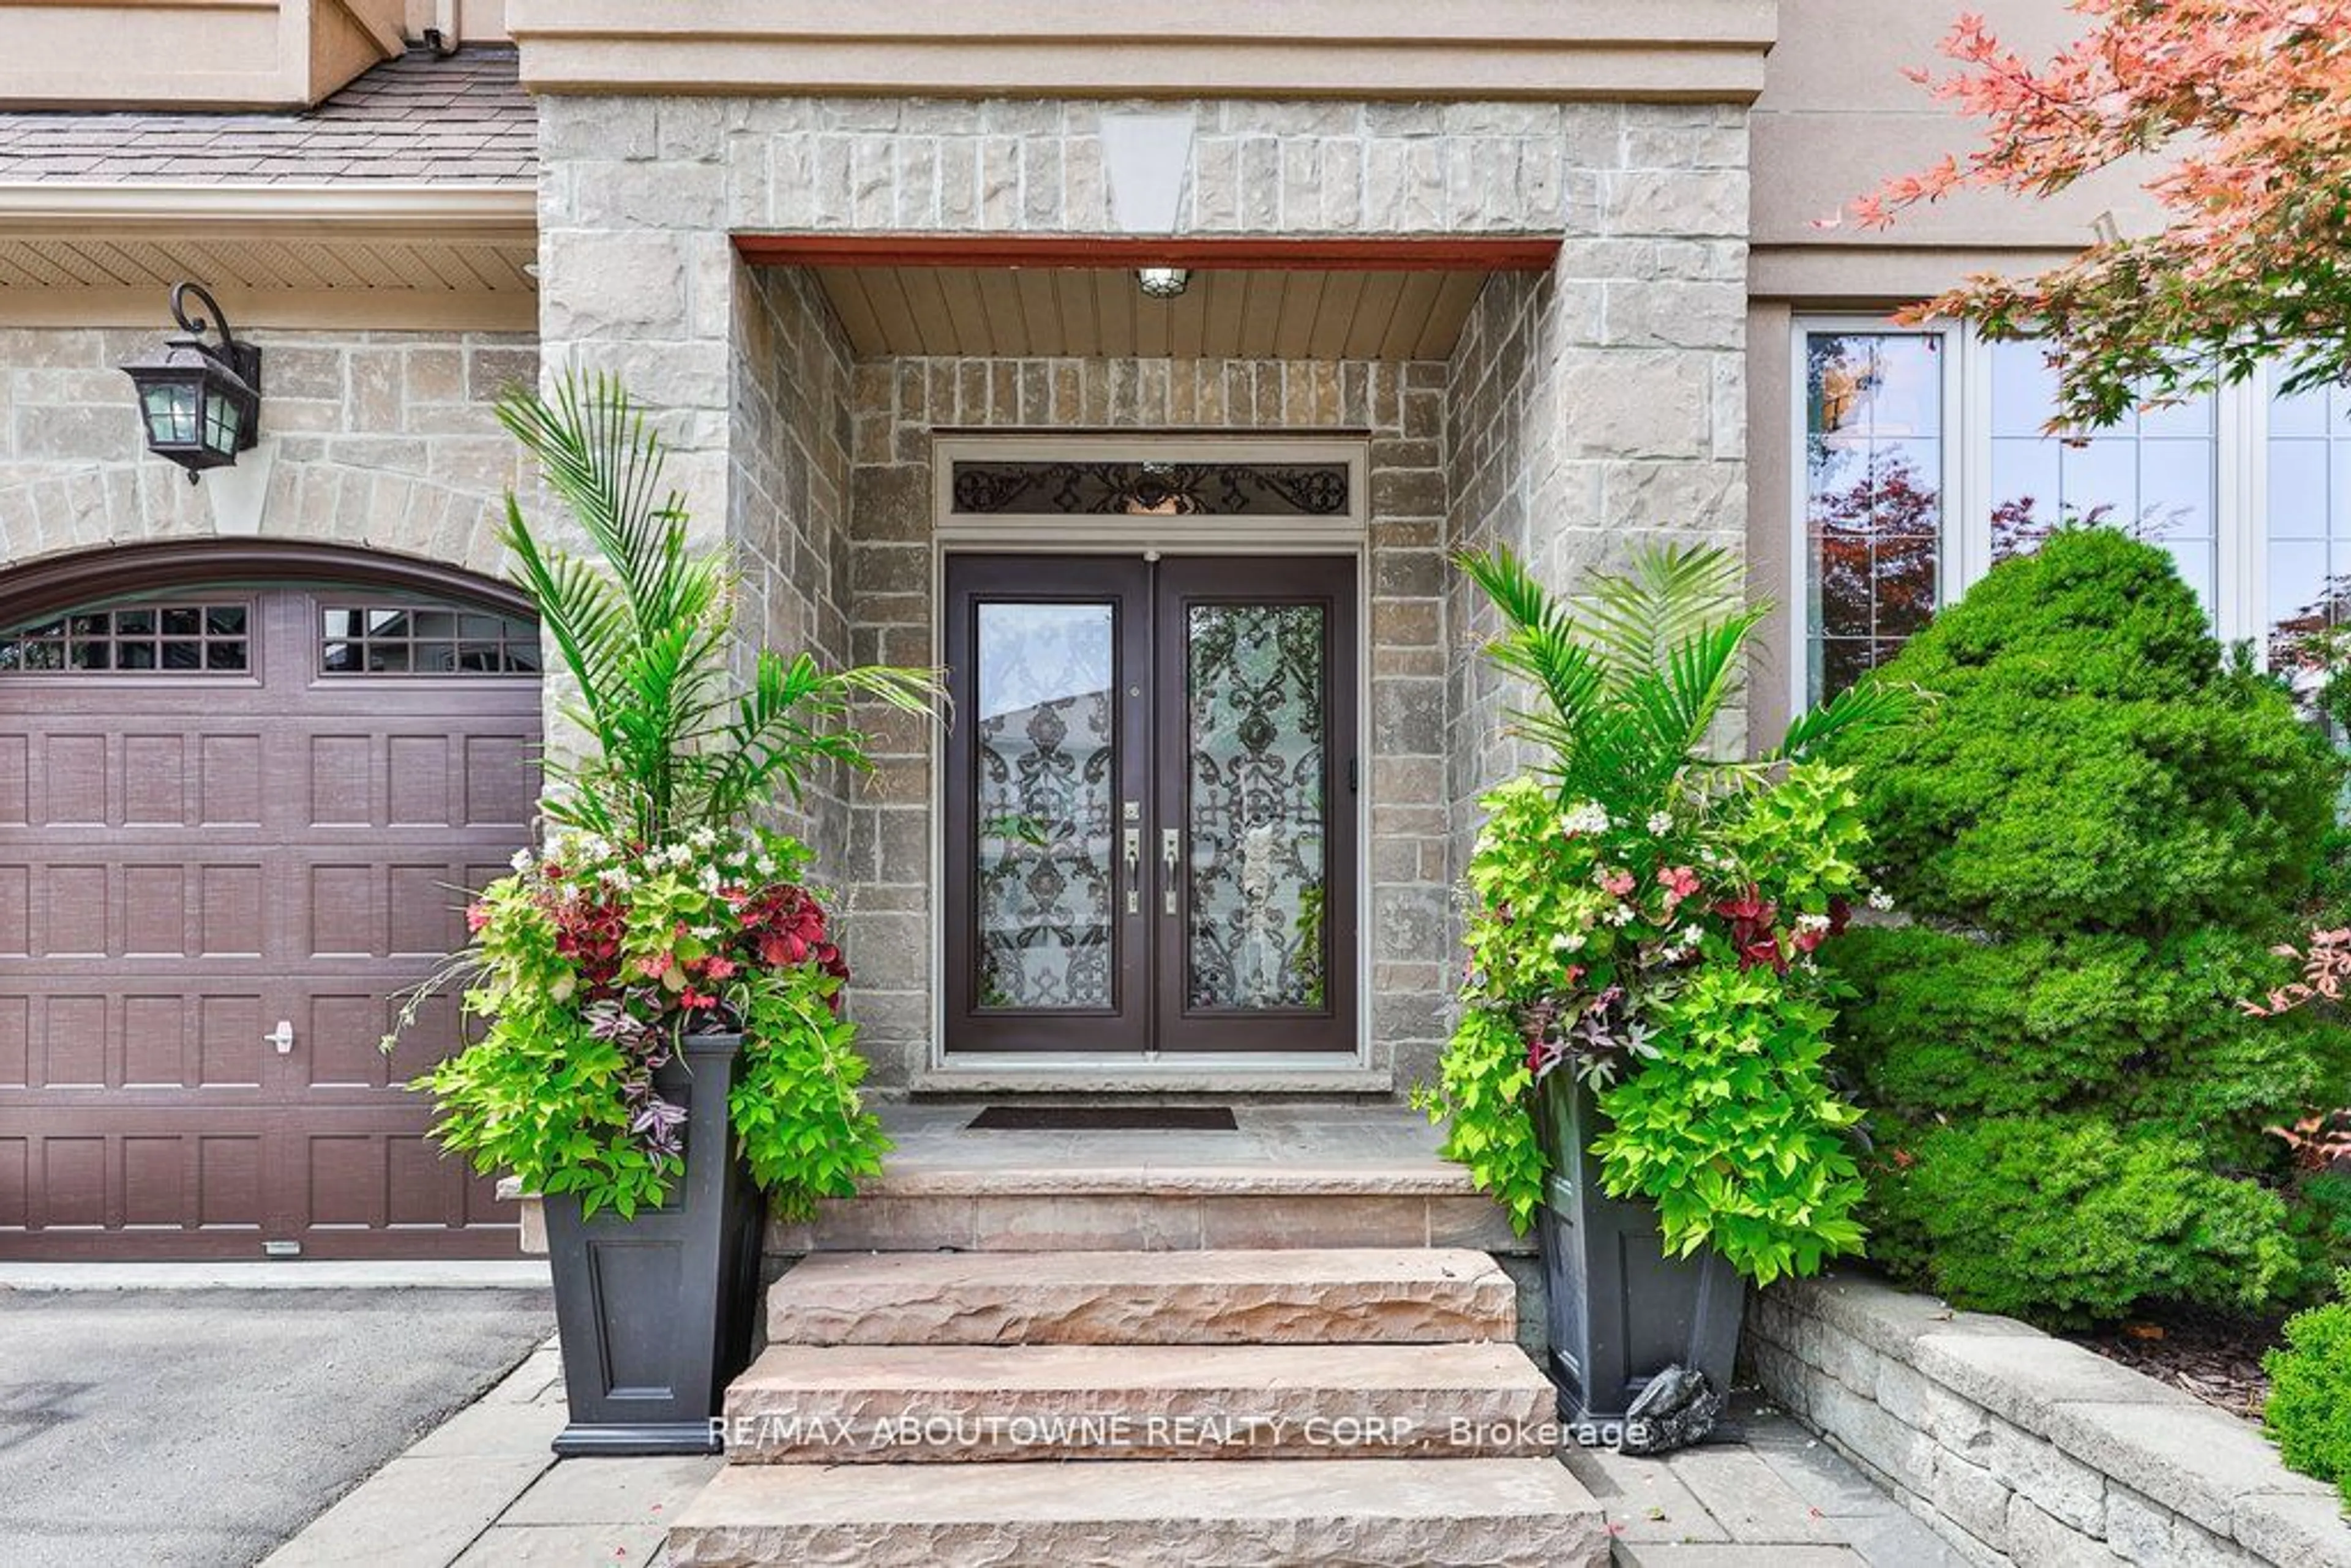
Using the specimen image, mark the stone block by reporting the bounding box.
[669,1457,1610,1567]
[765,1248,1518,1348]
[1988,1417,2106,1535]
[2232,1488,2351,1567]
[2042,1400,2333,1540]
[2005,1493,2129,1568]
[1809,1375,1931,1493]
[1930,1449,2015,1552]
[1911,1333,2199,1440]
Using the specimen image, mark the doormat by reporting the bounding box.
[966,1105,1240,1132]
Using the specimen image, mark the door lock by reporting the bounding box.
[1161,828,1181,915]
[265,1020,294,1056]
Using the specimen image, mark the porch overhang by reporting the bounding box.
[737,233,1562,362]
[506,1,1780,104]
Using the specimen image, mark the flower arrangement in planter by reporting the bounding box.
[1417,543,1914,1420]
[388,373,937,1454]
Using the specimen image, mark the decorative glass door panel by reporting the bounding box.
[945,555,1357,1056]
[973,602,1117,1011]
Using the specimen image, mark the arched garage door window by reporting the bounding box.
[0,542,544,1261]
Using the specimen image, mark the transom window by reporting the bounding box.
[950,458,1352,518]
[320,604,540,677]
[0,601,250,673]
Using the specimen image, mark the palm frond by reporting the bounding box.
[1769,677,1930,762]
[1576,544,1744,692]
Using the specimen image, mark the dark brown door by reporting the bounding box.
[0,584,542,1259]
[943,554,1357,1056]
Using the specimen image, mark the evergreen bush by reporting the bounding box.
[1827,527,2345,1327]
[2263,1271,2351,1508]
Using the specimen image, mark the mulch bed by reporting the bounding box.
[2068,1305,2284,1422]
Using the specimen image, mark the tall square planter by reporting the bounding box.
[1538,1071,1745,1422]
[544,1030,767,1456]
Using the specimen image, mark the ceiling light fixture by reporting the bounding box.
[1137,266,1191,301]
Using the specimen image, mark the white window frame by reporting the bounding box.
[1790,315,2271,707]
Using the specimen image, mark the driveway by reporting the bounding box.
[0,1286,555,1568]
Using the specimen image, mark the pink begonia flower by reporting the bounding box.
[1658,865,1702,908]
[1600,869,1637,898]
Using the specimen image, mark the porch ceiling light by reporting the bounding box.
[1138,266,1191,301]
[119,280,262,484]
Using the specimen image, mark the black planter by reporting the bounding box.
[544,1029,766,1456]
[1537,1071,1745,1422]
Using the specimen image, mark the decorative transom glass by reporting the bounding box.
[320,604,541,677]
[0,601,250,673]
[950,459,1351,517]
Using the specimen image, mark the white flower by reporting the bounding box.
[1681,924,1705,945]
[596,866,632,889]
[1605,905,1636,927]
[755,855,777,877]
[1559,932,1587,953]
[689,827,718,850]
[1646,811,1674,836]
[1796,912,1831,935]
[1559,801,1610,837]
[700,867,724,893]
[1867,887,1895,912]
[510,848,534,872]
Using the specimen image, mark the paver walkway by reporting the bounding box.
[263,1354,1962,1566]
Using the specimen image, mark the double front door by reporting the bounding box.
[943,555,1358,1055]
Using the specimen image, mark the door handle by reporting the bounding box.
[265,1020,295,1056]
[1161,828,1181,916]
[1122,827,1141,915]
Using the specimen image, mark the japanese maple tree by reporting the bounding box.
[1852,1,2351,429]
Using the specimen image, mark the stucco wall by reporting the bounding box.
[0,326,534,579]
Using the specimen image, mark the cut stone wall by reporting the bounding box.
[838,355,1453,1092]
[1440,111,1750,877]
[0,326,535,578]
[1746,1272,2351,1568]
[729,265,857,865]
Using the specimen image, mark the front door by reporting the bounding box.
[943,555,1358,1055]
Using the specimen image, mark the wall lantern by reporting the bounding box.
[118,281,262,484]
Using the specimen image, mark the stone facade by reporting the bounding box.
[531,89,1753,1087]
[0,326,535,578]
[729,266,858,862]
[1747,1273,2351,1568]
[836,354,1452,1090]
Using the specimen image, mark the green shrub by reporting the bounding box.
[1827,528,2343,1327]
[1867,1115,2296,1327]
[2263,1271,2351,1507]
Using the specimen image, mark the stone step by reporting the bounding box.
[668,1457,1610,1567]
[721,1341,1558,1463]
[764,1248,1518,1346]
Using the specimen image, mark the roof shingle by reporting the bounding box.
[0,47,533,186]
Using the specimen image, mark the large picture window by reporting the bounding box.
[1791,320,2306,707]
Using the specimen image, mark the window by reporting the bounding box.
[1987,340,2219,605]
[948,458,1352,518]
[0,601,250,674]
[1792,320,2274,707]
[319,604,540,677]
[1802,332,1945,704]
[2264,373,2351,703]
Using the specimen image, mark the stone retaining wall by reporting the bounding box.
[1744,1272,2351,1568]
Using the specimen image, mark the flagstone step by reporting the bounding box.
[721,1340,1558,1463]
[764,1248,1518,1346]
[667,1457,1610,1567]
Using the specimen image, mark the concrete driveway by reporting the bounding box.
[0,1285,555,1568]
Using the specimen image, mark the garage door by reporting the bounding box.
[0,576,542,1259]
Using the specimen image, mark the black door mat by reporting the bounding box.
[966,1105,1240,1132]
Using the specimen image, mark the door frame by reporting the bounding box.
[928,435,1374,1073]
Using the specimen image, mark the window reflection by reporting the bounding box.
[1987,341,2219,609]
[2266,375,2351,706]
[1804,332,1943,702]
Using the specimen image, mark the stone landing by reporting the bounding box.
[667,1245,1607,1566]
[763,1101,1528,1255]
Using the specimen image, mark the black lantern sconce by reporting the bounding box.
[118,282,262,484]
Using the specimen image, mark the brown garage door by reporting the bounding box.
[0,575,542,1259]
